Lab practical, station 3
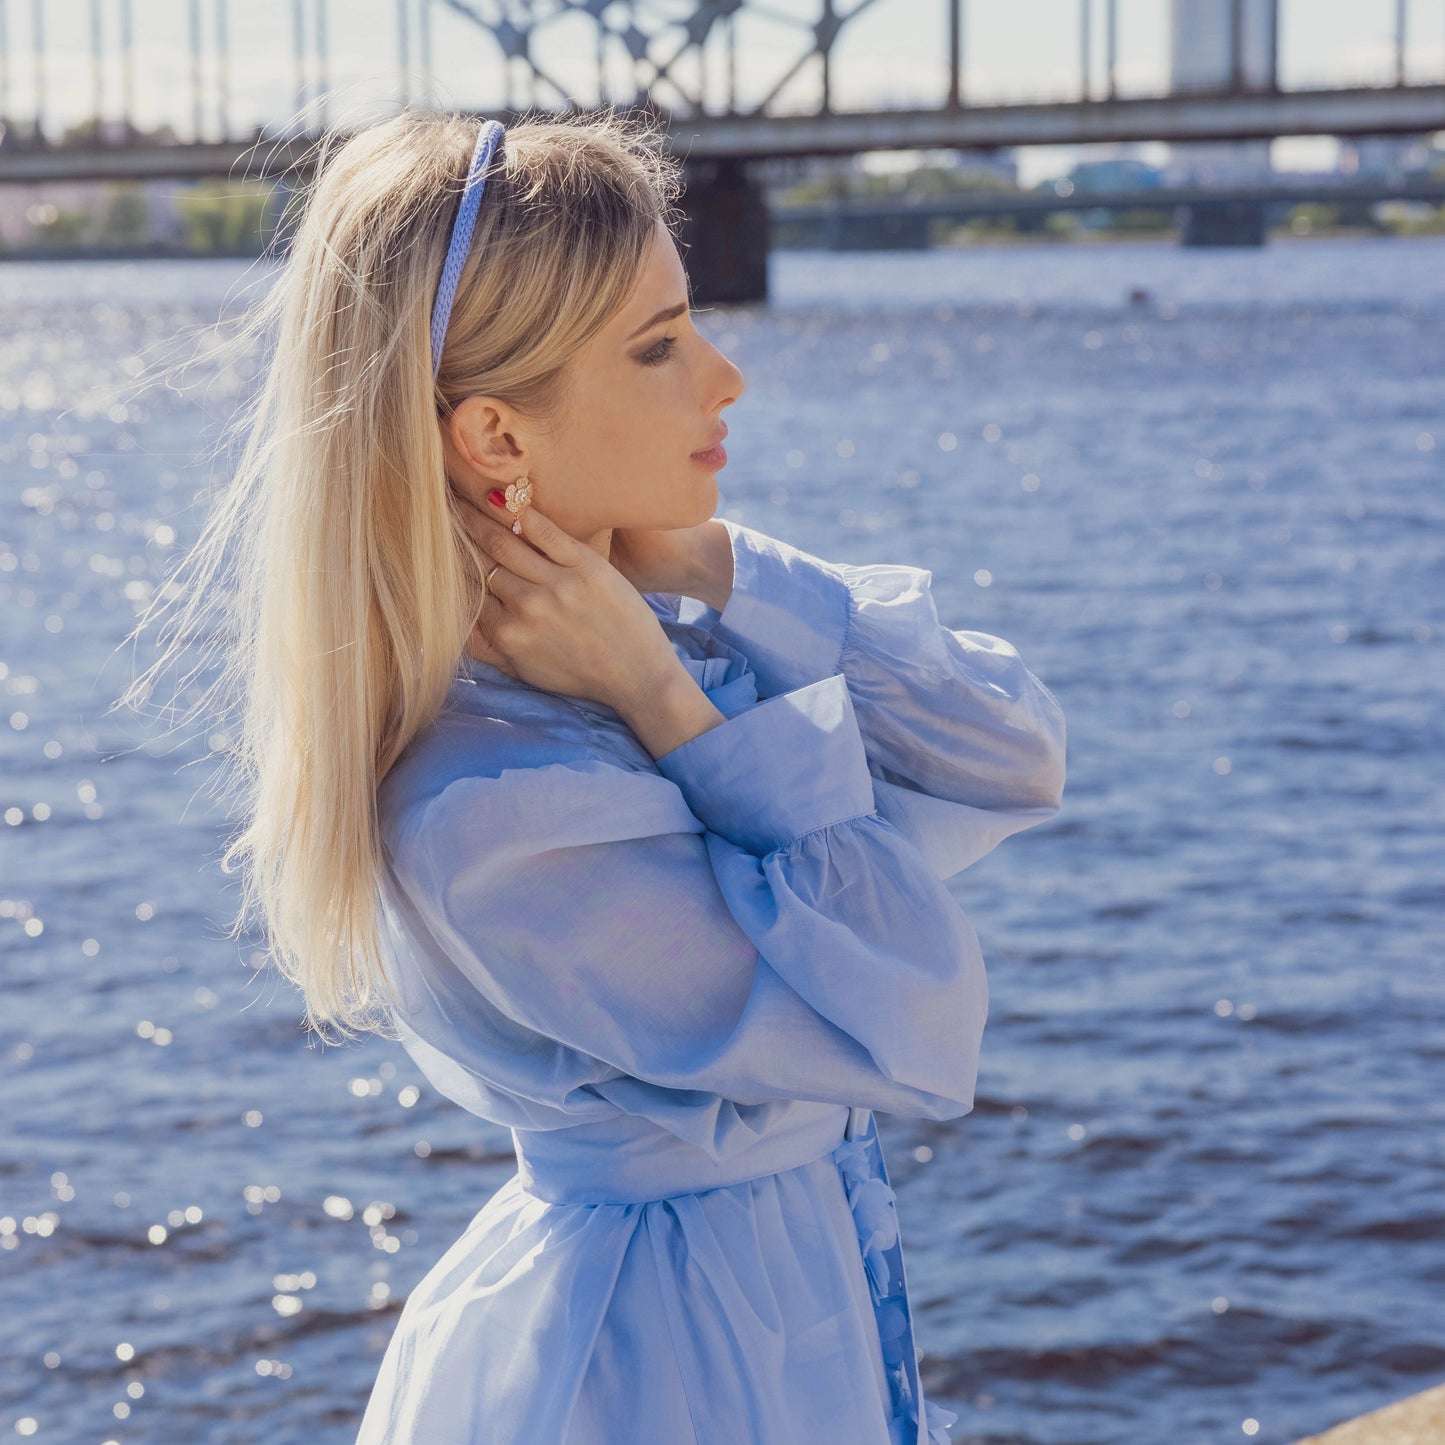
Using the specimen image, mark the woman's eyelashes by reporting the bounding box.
[638,334,677,366]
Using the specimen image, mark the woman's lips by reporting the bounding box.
[691,426,728,466]
[690,441,727,467]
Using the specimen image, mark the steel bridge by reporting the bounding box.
[1,0,1443,295]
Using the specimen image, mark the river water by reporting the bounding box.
[2,236,1442,1444]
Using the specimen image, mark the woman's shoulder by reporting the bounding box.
[376,610,769,865]
[376,670,703,866]
[379,676,594,834]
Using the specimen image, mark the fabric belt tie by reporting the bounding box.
[512,1102,957,1445]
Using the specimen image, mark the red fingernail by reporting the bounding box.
[486,488,506,507]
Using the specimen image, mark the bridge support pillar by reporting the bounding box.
[1180,199,1268,247]
[679,158,770,304]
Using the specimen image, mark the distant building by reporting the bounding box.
[1340,135,1434,179]
[1169,0,1277,94]
[759,147,1018,205]
[1068,157,1164,193]
[852,148,1017,186]
[1166,0,1277,186]
[934,148,1018,188]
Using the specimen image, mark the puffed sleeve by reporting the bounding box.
[675,519,1066,879]
[382,672,989,1123]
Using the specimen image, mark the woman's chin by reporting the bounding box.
[669,473,718,526]
[692,477,720,523]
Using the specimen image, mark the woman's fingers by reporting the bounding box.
[462,503,556,585]
[468,574,520,671]
[481,563,517,605]
[466,616,515,674]
[484,492,585,569]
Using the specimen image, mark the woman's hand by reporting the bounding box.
[459,491,686,713]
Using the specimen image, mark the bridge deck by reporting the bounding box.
[2,85,1444,186]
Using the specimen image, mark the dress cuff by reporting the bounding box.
[653,672,877,854]
[707,520,853,699]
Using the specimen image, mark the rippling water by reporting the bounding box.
[2,237,1442,1445]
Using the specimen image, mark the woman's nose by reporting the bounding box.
[719,353,745,404]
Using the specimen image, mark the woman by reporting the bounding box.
[132,107,1065,1443]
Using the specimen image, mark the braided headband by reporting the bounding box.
[430,118,507,378]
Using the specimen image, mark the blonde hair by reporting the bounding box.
[118,106,685,1040]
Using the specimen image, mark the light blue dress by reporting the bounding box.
[356,520,1066,1445]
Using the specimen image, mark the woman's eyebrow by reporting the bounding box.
[626,301,689,341]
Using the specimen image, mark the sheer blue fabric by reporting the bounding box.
[356,520,1066,1444]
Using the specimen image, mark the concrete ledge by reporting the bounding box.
[1292,1382,1445,1444]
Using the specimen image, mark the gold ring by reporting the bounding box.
[485,564,502,586]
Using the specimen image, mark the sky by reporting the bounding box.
[2,0,1442,183]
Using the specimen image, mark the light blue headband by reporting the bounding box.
[430,118,507,378]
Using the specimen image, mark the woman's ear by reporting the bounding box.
[449,395,526,477]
